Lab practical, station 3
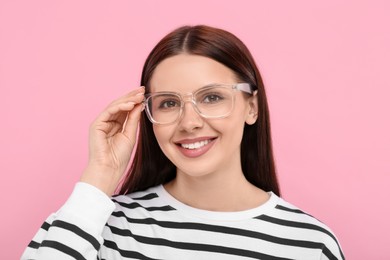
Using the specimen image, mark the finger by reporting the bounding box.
[121,112,130,134]
[97,92,144,124]
[109,87,145,107]
[121,102,144,140]
[91,87,145,132]
[98,87,144,119]
[97,101,137,124]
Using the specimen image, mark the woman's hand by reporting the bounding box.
[80,87,145,196]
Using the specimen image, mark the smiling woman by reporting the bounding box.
[146,54,261,196]
[22,25,344,260]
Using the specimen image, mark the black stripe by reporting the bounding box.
[256,215,336,241]
[51,220,100,251]
[103,240,160,260]
[108,220,322,251]
[41,221,50,231]
[112,211,324,249]
[256,215,344,260]
[111,199,175,212]
[276,205,314,218]
[273,207,344,259]
[323,245,345,260]
[105,227,292,260]
[132,193,159,200]
[41,240,86,260]
[27,240,40,249]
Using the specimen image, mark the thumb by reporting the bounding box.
[121,103,144,142]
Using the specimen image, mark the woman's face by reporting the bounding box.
[149,54,258,180]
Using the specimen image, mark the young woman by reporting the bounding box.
[22,25,344,260]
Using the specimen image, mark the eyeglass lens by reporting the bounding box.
[147,86,234,124]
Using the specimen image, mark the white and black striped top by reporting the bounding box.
[22,182,344,260]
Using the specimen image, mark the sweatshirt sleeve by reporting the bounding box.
[21,182,116,260]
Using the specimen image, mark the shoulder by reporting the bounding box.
[272,197,334,232]
[110,185,175,214]
[267,194,344,259]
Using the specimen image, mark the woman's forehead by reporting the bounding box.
[149,54,236,93]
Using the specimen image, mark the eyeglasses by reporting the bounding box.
[144,83,253,125]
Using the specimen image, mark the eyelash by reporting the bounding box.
[202,94,224,103]
[159,99,180,109]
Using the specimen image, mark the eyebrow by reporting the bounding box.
[150,82,235,93]
[202,82,224,88]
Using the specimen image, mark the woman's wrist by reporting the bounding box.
[80,164,123,196]
[58,182,116,235]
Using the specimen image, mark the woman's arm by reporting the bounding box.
[21,183,115,260]
[22,87,145,259]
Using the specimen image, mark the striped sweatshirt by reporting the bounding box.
[22,182,344,260]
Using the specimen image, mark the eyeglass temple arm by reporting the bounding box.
[236,83,254,94]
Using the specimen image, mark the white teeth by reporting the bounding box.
[181,139,211,149]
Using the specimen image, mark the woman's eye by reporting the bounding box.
[203,94,223,103]
[159,100,180,109]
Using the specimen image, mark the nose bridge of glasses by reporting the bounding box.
[179,92,203,118]
[181,92,196,104]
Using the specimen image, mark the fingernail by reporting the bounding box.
[141,103,145,111]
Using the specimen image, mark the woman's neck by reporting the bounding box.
[163,169,269,212]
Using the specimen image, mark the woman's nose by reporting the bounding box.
[177,101,204,132]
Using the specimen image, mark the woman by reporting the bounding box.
[22,25,344,259]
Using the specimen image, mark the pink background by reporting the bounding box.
[1,1,389,259]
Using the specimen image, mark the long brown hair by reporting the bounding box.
[119,25,280,196]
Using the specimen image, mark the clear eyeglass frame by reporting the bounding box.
[143,83,254,125]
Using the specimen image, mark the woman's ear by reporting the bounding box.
[245,90,258,125]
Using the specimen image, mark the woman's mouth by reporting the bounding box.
[175,137,216,158]
[180,139,212,150]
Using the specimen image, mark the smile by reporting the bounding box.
[180,139,211,150]
[175,137,217,158]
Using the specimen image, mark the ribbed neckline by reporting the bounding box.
[154,185,280,221]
